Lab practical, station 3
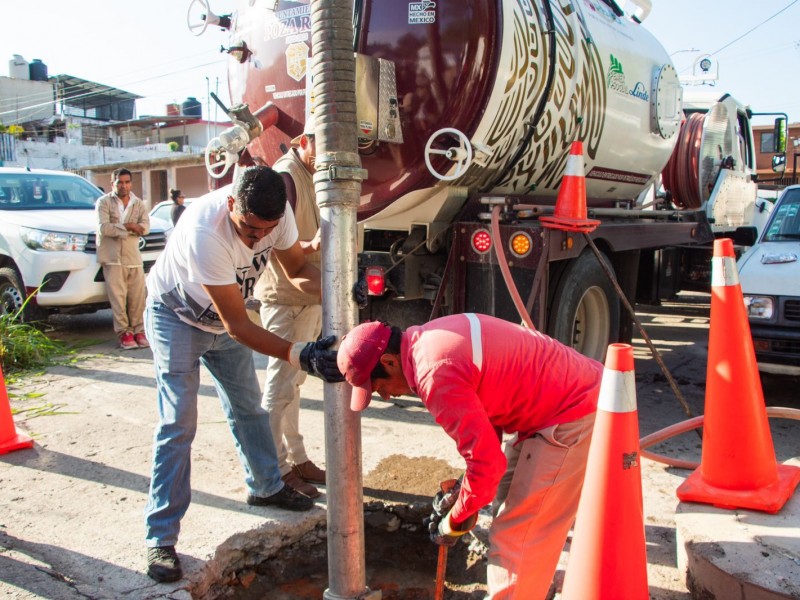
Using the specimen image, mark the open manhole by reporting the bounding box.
[190,456,489,599]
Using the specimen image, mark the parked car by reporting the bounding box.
[149,198,194,234]
[0,167,167,320]
[738,184,800,376]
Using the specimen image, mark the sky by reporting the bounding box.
[1,0,798,127]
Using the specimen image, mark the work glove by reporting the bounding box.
[353,271,369,310]
[429,510,478,547]
[424,478,469,547]
[289,335,345,383]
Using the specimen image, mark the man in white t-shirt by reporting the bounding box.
[142,166,343,584]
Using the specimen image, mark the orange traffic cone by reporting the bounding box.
[561,343,648,600]
[676,238,800,513]
[0,365,33,455]
[540,141,601,233]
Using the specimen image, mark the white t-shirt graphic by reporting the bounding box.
[147,185,298,333]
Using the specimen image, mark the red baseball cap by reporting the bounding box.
[337,321,392,411]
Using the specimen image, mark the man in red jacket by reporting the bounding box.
[338,314,603,599]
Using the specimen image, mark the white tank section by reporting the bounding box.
[459,0,682,202]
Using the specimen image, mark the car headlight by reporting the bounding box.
[20,227,88,252]
[743,295,774,319]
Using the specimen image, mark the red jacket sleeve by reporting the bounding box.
[418,358,506,525]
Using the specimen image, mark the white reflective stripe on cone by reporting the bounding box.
[711,256,739,287]
[465,313,483,371]
[597,369,637,413]
[563,157,583,177]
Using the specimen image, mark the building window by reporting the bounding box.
[760,132,775,154]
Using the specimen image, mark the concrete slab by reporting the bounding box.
[676,478,800,599]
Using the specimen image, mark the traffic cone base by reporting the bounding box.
[678,463,800,514]
[540,214,601,232]
[0,431,34,455]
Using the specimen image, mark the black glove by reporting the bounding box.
[299,335,345,383]
[424,478,461,547]
[353,271,369,310]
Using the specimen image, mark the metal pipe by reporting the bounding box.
[310,1,377,598]
[513,205,694,220]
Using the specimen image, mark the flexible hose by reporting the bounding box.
[640,407,800,469]
[491,205,536,329]
[662,113,705,209]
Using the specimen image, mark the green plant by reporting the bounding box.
[0,294,67,375]
[6,124,24,138]
[167,141,180,152]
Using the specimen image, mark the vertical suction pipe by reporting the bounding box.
[311,1,376,599]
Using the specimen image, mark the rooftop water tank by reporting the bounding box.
[181,97,202,118]
[29,58,48,81]
[8,54,29,79]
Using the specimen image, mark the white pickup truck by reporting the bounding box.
[738,184,800,376]
[0,167,167,321]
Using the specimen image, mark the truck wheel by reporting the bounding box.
[0,267,26,319]
[548,250,620,362]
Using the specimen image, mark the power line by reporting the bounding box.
[706,0,799,58]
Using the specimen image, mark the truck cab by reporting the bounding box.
[738,184,800,375]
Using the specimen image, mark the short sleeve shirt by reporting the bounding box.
[146,185,298,333]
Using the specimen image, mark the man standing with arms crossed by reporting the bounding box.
[254,124,325,498]
[143,165,343,583]
[95,168,150,350]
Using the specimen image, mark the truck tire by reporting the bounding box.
[0,267,44,322]
[548,250,620,362]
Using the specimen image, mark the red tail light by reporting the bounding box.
[365,266,386,295]
[471,229,492,254]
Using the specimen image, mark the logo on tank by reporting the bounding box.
[285,42,309,82]
[408,1,436,24]
[606,55,649,102]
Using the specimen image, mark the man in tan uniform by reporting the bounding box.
[253,124,325,498]
[96,168,150,349]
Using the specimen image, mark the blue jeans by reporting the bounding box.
[144,298,282,547]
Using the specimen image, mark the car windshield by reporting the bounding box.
[151,203,172,220]
[0,172,101,210]
[763,189,800,242]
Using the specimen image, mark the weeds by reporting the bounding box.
[0,295,69,375]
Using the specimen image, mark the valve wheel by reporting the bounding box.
[424,128,473,181]
[187,0,211,36]
[205,137,237,179]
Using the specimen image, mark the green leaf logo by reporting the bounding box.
[609,54,624,75]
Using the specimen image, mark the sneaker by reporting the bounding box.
[247,484,315,511]
[282,469,321,499]
[119,332,137,350]
[146,545,182,582]
[292,460,326,484]
[134,332,149,348]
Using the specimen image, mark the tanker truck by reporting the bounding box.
[189,0,787,360]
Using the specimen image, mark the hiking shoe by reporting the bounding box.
[282,469,321,499]
[134,332,149,348]
[146,545,182,582]
[247,484,315,511]
[292,460,326,484]
[120,332,137,350]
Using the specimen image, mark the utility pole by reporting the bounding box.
[309,1,377,599]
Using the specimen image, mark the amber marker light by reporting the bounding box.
[509,232,532,258]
